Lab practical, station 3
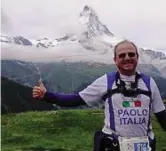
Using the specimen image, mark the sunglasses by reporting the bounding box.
[118,52,136,59]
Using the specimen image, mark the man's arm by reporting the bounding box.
[32,80,85,107]
[42,92,86,107]
[33,75,107,107]
[155,109,166,131]
[42,74,107,107]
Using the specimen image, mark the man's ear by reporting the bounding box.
[137,54,139,59]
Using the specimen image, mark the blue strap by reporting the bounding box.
[140,73,152,136]
[140,73,151,93]
[107,71,117,131]
[107,72,117,89]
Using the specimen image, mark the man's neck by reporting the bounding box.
[118,70,136,76]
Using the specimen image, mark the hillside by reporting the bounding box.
[1,110,166,151]
[1,71,166,114]
[2,60,166,99]
[1,76,54,114]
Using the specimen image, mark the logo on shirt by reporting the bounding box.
[117,99,148,125]
[122,100,141,108]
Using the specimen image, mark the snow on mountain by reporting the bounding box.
[79,5,114,38]
[142,47,166,55]
[1,5,166,77]
[141,48,166,60]
[30,35,79,48]
[0,35,32,46]
[1,5,115,49]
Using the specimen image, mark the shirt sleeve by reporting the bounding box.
[150,77,165,113]
[43,92,86,106]
[79,74,107,107]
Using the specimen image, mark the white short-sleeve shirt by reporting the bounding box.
[79,73,165,138]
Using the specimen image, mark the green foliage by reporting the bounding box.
[1,110,166,151]
[1,76,54,114]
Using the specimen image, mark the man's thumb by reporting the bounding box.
[38,79,44,86]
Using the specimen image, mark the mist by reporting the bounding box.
[1,39,115,64]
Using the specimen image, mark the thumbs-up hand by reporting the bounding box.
[32,79,47,100]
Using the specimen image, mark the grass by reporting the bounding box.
[1,109,166,151]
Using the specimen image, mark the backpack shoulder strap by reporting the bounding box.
[139,73,153,135]
[139,73,151,97]
[102,71,117,101]
[107,71,117,89]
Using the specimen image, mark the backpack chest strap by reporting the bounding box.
[102,71,152,101]
[102,88,151,101]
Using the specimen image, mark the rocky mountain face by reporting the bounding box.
[141,48,166,60]
[79,5,114,38]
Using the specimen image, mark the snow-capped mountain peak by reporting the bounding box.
[79,5,114,38]
[1,5,115,49]
[80,5,97,23]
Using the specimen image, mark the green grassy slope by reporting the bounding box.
[1,110,166,151]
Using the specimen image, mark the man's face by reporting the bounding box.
[114,42,138,75]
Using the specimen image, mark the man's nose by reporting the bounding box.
[124,54,130,60]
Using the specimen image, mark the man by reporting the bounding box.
[32,40,166,151]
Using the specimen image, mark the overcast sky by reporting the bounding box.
[1,0,166,49]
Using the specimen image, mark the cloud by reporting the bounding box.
[1,0,166,49]
[1,39,114,64]
[1,10,13,34]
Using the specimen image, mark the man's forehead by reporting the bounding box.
[115,42,137,53]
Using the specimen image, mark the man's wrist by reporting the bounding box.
[39,92,48,101]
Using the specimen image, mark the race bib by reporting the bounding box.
[118,136,151,151]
